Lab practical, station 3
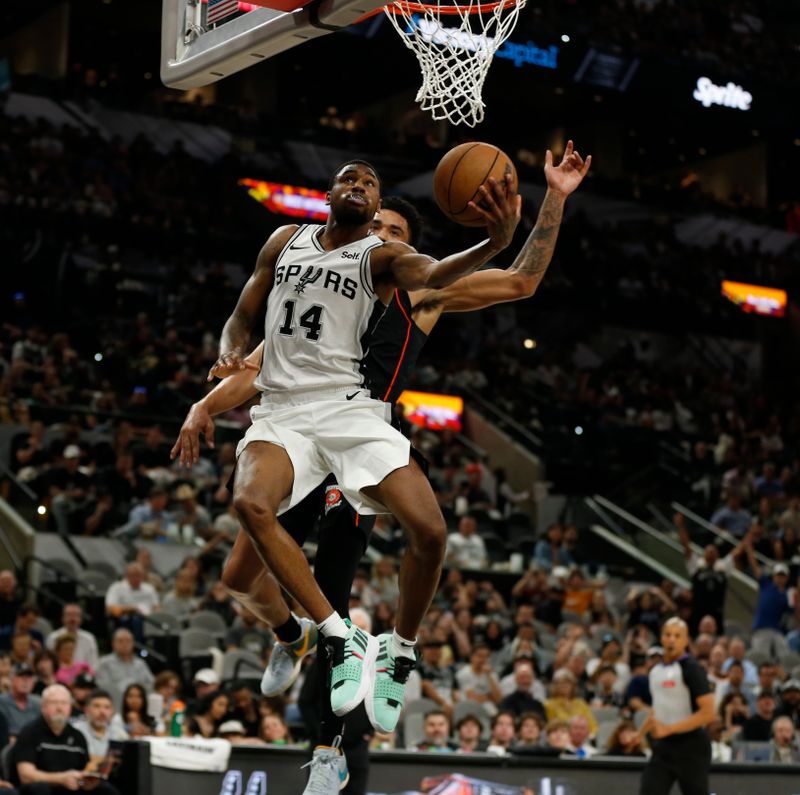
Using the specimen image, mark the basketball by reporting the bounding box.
[433,142,518,227]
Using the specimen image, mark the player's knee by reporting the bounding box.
[233,490,276,529]
[408,516,447,560]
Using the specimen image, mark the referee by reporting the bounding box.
[636,617,716,795]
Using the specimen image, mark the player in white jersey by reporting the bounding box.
[207,156,558,732]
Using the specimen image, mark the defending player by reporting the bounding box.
[173,144,590,793]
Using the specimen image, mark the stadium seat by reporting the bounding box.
[179,628,218,657]
[77,570,114,598]
[1,743,14,779]
[633,709,649,729]
[595,719,617,753]
[33,616,54,638]
[222,649,264,682]
[591,706,619,727]
[751,628,790,657]
[732,741,772,762]
[144,612,184,637]
[188,610,228,637]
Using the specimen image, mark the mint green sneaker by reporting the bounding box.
[327,621,377,716]
[261,617,318,696]
[365,633,416,733]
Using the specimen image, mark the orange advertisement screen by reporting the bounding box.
[397,390,464,432]
[239,178,330,221]
[721,280,787,318]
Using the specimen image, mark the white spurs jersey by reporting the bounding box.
[255,224,385,395]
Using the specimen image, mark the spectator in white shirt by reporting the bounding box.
[446,515,488,570]
[105,563,160,642]
[45,604,99,671]
[455,644,502,717]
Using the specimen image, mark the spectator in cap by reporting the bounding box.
[0,663,42,737]
[169,484,212,546]
[770,716,800,763]
[459,463,493,513]
[776,679,800,727]
[742,689,778,741]
[745,542,793,632]
[219,720,261,745]
[45,604,99,671]
[183,668,220,722]
[13,683,120,795]
[70,673,97,718]
[455,713,487,753]
[446,515,487,571]
[48,444,93,535]
[95,629,154,697]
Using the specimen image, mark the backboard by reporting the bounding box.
[161,0,387,90]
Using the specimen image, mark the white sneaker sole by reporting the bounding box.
[331,633,378,717]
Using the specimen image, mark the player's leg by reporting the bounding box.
[638,748,677,795]
[360,458,447,732]
[222,530,318,697]
[675,737,711,795]
[362,457,446,640]
[232,441,335,624]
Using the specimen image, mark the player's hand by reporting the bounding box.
[171,402,216,467]
[207,352,259,381]
[650,719,673,739]
[469,173,521,251]
[545,140,592,197]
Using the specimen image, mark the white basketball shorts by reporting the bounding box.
[235,386,410,516]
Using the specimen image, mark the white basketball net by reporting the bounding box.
[384,0,525,127]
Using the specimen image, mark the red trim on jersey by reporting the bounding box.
[355,513,360,527]
[383,289,412,401]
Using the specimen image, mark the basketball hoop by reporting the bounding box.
[383,0,525,127]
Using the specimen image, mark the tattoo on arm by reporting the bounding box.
[512,190,565,278]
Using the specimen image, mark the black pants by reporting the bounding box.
[640,732,711,795]
[283,480,374,795]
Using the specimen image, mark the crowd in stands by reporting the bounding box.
[1,53,800,785]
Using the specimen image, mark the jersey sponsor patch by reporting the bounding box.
[325,485,343,514]
[662,680,677,688]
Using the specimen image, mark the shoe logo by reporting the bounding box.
[345,391,360,400]
[289,243,309,250]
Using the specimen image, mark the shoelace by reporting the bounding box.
[391,654,416,683]
[299,736,344,793]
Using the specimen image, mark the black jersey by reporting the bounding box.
[360,289,428,403]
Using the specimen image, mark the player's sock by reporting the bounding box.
[273,613,303,644]
[317,611,349,640]
[392,629,417,659]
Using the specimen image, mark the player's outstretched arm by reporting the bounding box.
[172,344,265,467]
[208,226,295,381]
[379,176,521,292]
